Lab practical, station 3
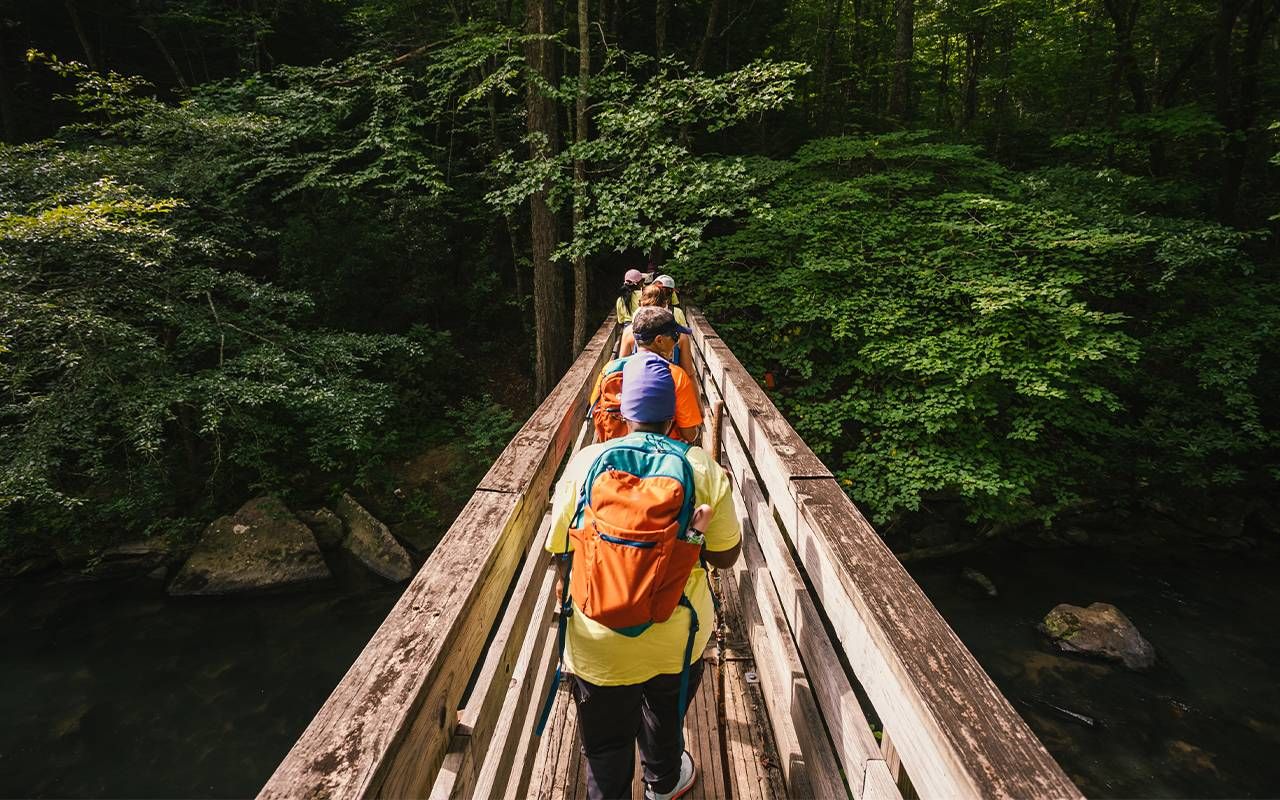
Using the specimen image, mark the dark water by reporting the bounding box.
[0,554,403,798]
[909,545,1280,799]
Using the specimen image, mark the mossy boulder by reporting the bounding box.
[335,492,414,582]
[1038,602,1156,671]
[168,497,331,595]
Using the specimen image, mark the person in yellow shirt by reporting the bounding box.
[545,353,741,800]
[617,284,696,384]
[614,268,646,325]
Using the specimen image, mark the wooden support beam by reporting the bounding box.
[726,487,848,798]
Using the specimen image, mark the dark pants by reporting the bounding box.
[570,659,705,800]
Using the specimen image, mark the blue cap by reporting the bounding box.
[621,352,676,423]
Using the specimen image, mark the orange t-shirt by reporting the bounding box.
[590,355,703,438]
[668,362,703,434]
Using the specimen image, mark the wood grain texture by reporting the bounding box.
[699,339,884,796]
[497,604,562,800]
[788,478,1082,800]
[261,320,617,800]
[259,490,524,800]
[686,311,831,483]
[438,420,596,800]
[688,308,1080,800]
[734,501,850,799]
[529,655,736,800]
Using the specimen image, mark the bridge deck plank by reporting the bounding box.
[530,648,778,800]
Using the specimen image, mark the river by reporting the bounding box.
[2,541,1277,797]
[909,543,1280,798]
[0,553,402,798]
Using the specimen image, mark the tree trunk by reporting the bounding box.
[1216,0,1276,225]
[817,0,845,126]
[656,0,670,57]
[694,0,724,71]
[526,0,569,397]
[65,0,100,72]
[0,24,20,142]
[573,0,591,352]
[141,25,190,92]
[963,29,983,126]
[888,0,914,119]
[936,31,951,123]
[1102,0,1150,119]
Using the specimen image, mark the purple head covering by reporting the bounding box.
[621,351,676,423]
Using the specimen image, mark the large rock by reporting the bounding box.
[335,493,413,582]
[297,507,346,550]
[1038,602,1156,671]
[168,497,331,596]
[83,540,177,580]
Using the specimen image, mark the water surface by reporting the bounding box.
[0,554,402,798]
[909,545,1280,798]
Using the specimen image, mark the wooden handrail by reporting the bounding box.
[686,308,1082,800]
[259,317,618,800]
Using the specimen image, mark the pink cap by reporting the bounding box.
[624,269,645,285]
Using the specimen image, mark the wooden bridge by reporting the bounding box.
[260,311,1084,800]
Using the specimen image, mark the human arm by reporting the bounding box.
[693,450,741,568]
[619,327,636,358]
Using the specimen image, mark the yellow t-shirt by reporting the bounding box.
[615,290,643,324]
[545,438,740,685]
[615,290,684,324]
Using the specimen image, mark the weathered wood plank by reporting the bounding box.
[261,320,617,800]
[740,522,850,800]
[699,337,884,795]
[479,316,617,494]
[689,309,1080,800]
[425,510,553,800]
[497,605,562,800]
[788,477,1082,800]
[259,489,526,800]
[435,419,596,800]
[687,312,831,483]
[864,758,905,800]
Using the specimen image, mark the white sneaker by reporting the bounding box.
[644,750,697,800]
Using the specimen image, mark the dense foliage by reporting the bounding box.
[682,132,1277,530]
[0,0,1276,555]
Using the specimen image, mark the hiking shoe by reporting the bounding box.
[644,750,697,800]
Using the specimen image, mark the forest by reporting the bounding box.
[1,0,1277,561]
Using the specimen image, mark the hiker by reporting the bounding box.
[618,284,696,381]
[615,269,647,326]
[652,274,683,316]
[544,351,743,800]
[589,306,702,444]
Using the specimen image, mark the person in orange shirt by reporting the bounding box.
[589,307,703,444]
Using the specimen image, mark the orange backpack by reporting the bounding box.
[589,356,691,444]
[537,433,703,734]
[567,433,700,633]
[589,356,632,443]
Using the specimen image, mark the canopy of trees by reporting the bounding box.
[0,0,1276,554]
